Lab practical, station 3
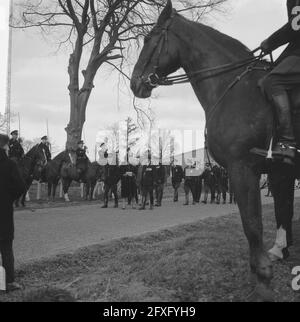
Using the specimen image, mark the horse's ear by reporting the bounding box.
[157,0,173,26]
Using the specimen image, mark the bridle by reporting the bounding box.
[141,15,175,88]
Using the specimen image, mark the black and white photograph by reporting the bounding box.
[0,0,300,307]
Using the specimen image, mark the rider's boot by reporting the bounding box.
[271,93,296,163]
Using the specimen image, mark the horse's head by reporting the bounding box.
[31,145,47,178]
[131,0,181,98]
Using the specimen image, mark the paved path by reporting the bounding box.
[10,190,300,265]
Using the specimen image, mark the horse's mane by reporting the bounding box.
[53,151,68,161]
[175,14,252,60]
[25,144,39,158]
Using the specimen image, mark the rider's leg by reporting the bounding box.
[262,75,296,155]
[259,56,300,160]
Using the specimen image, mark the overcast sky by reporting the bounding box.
[0,0,288,157]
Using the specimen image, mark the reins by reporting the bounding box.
[157,56,263,86]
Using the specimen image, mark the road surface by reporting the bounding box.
[11,190,299,266]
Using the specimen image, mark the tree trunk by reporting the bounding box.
[65,89,92,151]
[65,52,96,151]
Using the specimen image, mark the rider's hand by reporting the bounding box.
[260,39,272,54]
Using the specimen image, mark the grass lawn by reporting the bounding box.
[1,203,300,302]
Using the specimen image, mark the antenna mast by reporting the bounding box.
[5,0,13,135]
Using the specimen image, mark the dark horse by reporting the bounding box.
[15,145,47,207]
[44,151,102,201]
[131,0,300,301]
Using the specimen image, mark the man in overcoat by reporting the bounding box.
[0,134,26,292]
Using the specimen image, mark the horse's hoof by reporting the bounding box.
[247,284,275,302]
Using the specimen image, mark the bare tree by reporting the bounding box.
[125,117,139,160]
[0,111,16,134]
[14,0,228,150]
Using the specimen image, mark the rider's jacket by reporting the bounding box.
[266,0,300,61]
[8,138,24,161]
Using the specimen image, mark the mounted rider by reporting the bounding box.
[38,136,51,162]
[8,130,24,163]
[260,0,300,163]
[75,140,88,175]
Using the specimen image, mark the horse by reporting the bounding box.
[15,144,47,207]
[44,151,101,202]
[83,162,104,201]
[44,151,69,201]
[130,0,300,301]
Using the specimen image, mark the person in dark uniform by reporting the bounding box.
[183,161,197,206]
[102,161,120,209]
[258,0,300,163]
[139,160,155,210]
[0,134,26,292]
[120,151,138,210]
[8,130,24,163]
[154,162,166,207]
[76,140,88,176]
[39,136,51,162]
[171,162,184,202]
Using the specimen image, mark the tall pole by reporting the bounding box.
[46,118,49,137]
[5,0,13,135]
[18,112,20,138]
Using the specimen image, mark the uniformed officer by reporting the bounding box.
[76,140,88,175]
[101,161,120,209]
[8,130,24,163]
[171,161,184,202]
[154,162,166,207]
[258,0,300,163]
[139,158,155,210]
[183,160,197,206]
[120,151,138,210]
[39,136,51,162]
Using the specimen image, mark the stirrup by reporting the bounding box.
[250,137,297,164]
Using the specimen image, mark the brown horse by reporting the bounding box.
[44,151,103,202]
[15,144,47,207]
[131,0,299,301]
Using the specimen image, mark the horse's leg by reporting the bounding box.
[229,163,274,302]
[21,192,27,207]
[47,182,52,201]
[62,179,71,202]
[85,182,89,201]
[210,186,215,204]
[268,170,295,261]
[52,181,59,201]
[222,188,226,204]
[216,186,220,204]
[202,184,208,204]
[90,182,96,201]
